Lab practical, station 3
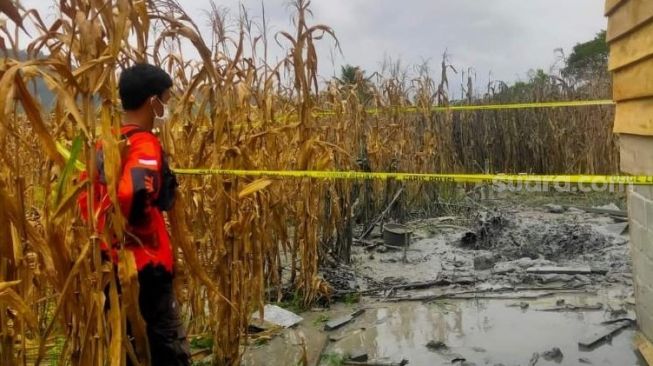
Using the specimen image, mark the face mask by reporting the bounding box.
[152,96,170,131]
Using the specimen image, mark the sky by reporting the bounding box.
[19,0,607,96]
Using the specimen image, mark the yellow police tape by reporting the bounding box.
[54,97,636,186]
[223,99,615,130]
[56,140,652,185]
[315,99,615,116]
[172,168,653,185]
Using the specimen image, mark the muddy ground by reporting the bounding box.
[237,193,643,366]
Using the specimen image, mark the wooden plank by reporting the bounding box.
[613,98,653,136]
[605,0,628,16]
[609,19,653,70]
[636,332,653,365]
[607,0,653,42]
[619,134,653,175]
[613,57,653,101]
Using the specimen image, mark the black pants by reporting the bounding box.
[136,265,191,366]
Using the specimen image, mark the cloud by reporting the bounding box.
[303,0,606,92]
[17,0,607,94]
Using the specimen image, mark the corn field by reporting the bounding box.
[0,1,616,365]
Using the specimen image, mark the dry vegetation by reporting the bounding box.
[0,1,616,365]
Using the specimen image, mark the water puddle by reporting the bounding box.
[321,291,642,365]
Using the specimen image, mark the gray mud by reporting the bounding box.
[240,198,639,366]
[345,205,631,291]
[461,210,616,261]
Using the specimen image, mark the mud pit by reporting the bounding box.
[347,204,632,293]
[241,197,642,366]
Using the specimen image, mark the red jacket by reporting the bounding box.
[78,125,174,273]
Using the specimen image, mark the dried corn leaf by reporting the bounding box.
[0,280,21,292]
[238,179,272,199]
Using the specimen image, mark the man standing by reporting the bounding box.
[79,63,190,365]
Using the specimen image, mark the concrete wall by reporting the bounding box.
[606,0,653,342]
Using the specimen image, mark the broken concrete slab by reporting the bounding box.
[324,309,365,331]
[578,319,634,348]
[251,304,303,328]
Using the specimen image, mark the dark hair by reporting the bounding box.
[119,63,173,111]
